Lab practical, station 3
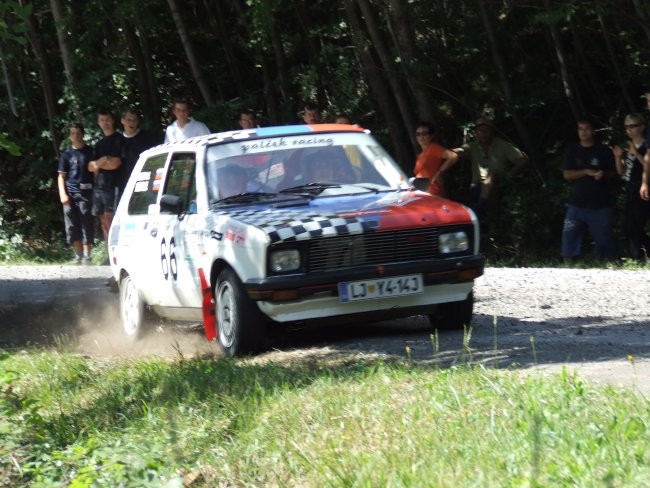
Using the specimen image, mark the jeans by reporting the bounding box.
[561,205,616,260]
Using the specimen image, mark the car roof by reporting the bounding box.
[146,124,368,156]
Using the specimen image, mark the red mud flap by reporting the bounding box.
[198,269,217,341]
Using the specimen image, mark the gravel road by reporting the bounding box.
[1,265,649,394]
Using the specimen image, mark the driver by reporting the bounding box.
[218,165,248,198]
[304,149,338,182]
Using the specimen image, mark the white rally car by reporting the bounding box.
[108,124,484,356]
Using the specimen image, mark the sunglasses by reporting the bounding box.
[415,131,431,136]
[625,124,642,129]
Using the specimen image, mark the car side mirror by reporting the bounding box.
[160,194,184,215]
[409,177,430,192]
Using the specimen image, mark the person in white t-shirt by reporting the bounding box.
[164,98,210,143]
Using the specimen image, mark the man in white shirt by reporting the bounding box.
[164,98,210,142]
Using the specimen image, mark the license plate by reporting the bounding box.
[338,274,423,302]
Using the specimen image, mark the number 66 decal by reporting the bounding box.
[160,237,178,281]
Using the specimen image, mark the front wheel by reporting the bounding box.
[215,268,266,357]
[119,274,151,341]
[427,291,474,330]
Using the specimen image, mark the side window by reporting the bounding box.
[164,153,197,213]
[127,154,168,215]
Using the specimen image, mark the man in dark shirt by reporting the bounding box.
[57,122,95,264]
[561,117,618,261]
[88,108,123,247]
[119,107,159,199]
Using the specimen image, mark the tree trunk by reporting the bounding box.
[597,12,635,114]
[543,0,580,121]
[135,21,162,129]
[268,15,291,103]
[203,0,244,96]
[356,0,416,140]
[231,0,283,123]
[292,2,327,109]
[343,0,414,168]
[568,19,605,116]
[387,0,436,124]
[631,0,650,46]
[476,0,540,175]
[0,46,17,117]
[24,8,59,153]
[49,0,78,116]
[120,19,160,126]
[166,0,215,106]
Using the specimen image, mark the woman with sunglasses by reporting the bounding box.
[412,121,458,197]
[613,113,650,262]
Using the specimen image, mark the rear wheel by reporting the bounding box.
[119,274,151,341]
[215,268,266,357]
[427,291,474,330]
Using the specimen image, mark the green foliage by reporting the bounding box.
[1,1,650,262]
[1,349,649,486]
[0,132,20,156]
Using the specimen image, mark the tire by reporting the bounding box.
[427,291,474,330]
[215,268,266,357]
[119,274,151,341]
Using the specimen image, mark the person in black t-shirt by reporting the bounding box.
[119,107,159,200]
[57,123,95,264]
[613,113,650,262]
[561,117,618,262]
[88,108,123,246]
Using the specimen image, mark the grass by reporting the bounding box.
[2,344,649,487]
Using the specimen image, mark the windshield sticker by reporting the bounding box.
[152,167,164,191]
[134,180,149,192]
[240,135,334,154]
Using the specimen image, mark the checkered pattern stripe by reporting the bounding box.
[217,208,371,243]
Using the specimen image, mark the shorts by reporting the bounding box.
[63,192,94,245]
[92,187,119,216]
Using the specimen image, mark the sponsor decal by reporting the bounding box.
[224,225,247,245]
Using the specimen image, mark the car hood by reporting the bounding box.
[215,190,473,244]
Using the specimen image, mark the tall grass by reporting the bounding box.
[1,345,649,487]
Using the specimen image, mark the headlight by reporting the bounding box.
[439,231,469,253]
[270,249,300,272]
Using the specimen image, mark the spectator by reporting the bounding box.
[561,117,618,262]
[164,98,210,142]
[88,108,123,252]
[119,107,159,198]
[238,109,258,129]
[412,121,458,197]
[455,117,527,213]
[57,123,95,265]
[613,114,650,261]
[302,102,322,124]
[335,114,351,124]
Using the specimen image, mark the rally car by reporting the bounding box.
[108,124,484,357]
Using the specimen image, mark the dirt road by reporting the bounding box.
[1,265,648,394]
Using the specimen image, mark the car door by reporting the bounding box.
[119,152,170,307]
[155,152,203,313]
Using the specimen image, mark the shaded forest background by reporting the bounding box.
[1,0,649,263]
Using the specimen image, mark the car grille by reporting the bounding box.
[306,227,448,271]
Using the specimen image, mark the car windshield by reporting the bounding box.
[206,131,408,202]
